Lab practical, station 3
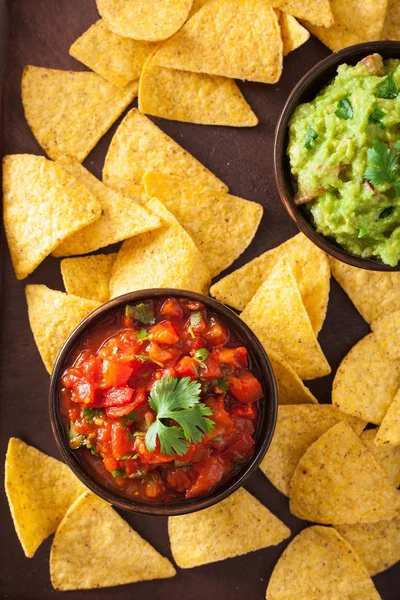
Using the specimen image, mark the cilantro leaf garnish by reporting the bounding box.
[368,105,386,128]
[145,376,215,456]
[364,140,400,194]
[121,410,137,428]
[135,354,149,363]
[335,95,353,120]
[374,73,399,99]
[125,303,155,325]
[214,375,230,392]
[120,453,139,460]
[304,126,318,150]
[188,310,202,337]
[81,407,104,424]
[135,329,149,340]
[111,469,127,478]
[379,206,395,219]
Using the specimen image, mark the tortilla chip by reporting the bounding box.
[382,0,400,40]
[5,438,86,558]
[335,519,400,577]
[290,421,400,524]
[2,155,101,280]
[22,66,137,163]
[304,0,388,52]
[268,350,318,405]
[61,254,116,304]
[26,285,100,373]
[96,0,193,41]
[240,258,331,380]
[189,0,209,17]
[360,428,400,486]
[50,491,175,591]
[211,233,330,334]
[70,19,155,88]
[332,333,400,425]
[103,108,227,197]
[154,0,283,84]
[273,0,332,26]
[143,173,262,277]
[371,309,400,360]
[168,488,290,568]
[52,163,161,256]
[278,11,310,56]
[139,52,258,127]
[260,405,366,497]
[376,390,400,447]
[266,526,380,600]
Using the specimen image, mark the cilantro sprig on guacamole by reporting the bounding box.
[288,54,400,266]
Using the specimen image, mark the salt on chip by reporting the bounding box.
[376,390,400,447]
[267,350,318,405]
[168,488,290,568]
[260,405,366,497]
[143,172,262,277]
[290,421,400,524]
[2,155,101,280]
[277,11,310,56]
[103,108,227,197]
[52,163,161,256]
[360,428,400,487]
[70,19,156,88]
[138,52,258,127]
[211,233,330,334]
[22,66,137,163]
[382,0,400,40]
[332,333,400,425]
[61,254,116,304]
[272,0,333,26]
[371,309,400,360]
[50,491,176,591]
[96,0,193,41]
[240,258,331,380]
[26,285,100,374]
[266,526,381,600]
[5,438,86,558]
[154,0,283,84]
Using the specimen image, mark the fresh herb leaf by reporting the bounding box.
[135,329,149,340]
[379,206,395,219]
[120,453,139,460]
[364,140,400,194]
[135,354,149,363]
[125,303,155,325]
[81,407,103,424]
[368,105,386,128]
[214,375,230,392]
[304,126,318,150]
[129,469,156,482]
[121,410,137,428]
[188,310,202,338]
[374,73,399,99]
[335,95,354,120]
[358,227,368,238]
[111,469,127,478]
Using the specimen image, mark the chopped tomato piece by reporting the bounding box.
[175,356,199,378]
[203,319,227,346]
[204,396,233,440]
[222,431,255,464]
[134,435,175,464]
[100,386,134,407]
[103,456,119,473]
[143,474,165,499]
[81,355,103,384]
[160,298,183,319]
[231,403,259,420]
[186,456,225,498]
[148,342,181,365]
[102,360,133,388]
[149,321,179,346]
[216,347,248,369]
[200,355,222,379]
[71,380,96,405]
[111,423,135,458]
[165,468,192,493]
[227,373,263,404]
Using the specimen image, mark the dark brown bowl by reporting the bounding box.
[49,289,277,516]
[275,40,400,271]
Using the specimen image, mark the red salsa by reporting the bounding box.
[60,297,264,503]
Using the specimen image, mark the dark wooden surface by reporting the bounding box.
[0,2,398,598]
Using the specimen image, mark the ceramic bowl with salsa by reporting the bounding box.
[50,289,277,515]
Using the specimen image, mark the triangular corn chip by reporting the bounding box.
[109,223,211,298]
[382,0,400,40]
[260,405,366,496]
[266,526,380,600]
[290,421,400,524]
[26,285,100,373]
[103,108,227,197]
[272,0,333,26]
[52,163,161,256]
[371,309,400,360]
[70,19,156,88]
[376,390,400,447]
[211,233,330,334]
[335,519,400,577]
[154,0,283,84]
[277,11,310,56]
[265,350,318,405]
[240,258,331,380]
[96,0,193,41]
[143,172,262,277]
[189,0,209,17]
[360,429,400,486]
[22,66,137,162]
[50,492,176,590]
[139,52,258,127]
[61,254,116,304]
[168,488,290,568]
[332,333,400,425]
[2,155,101,280]
[5,438,86,558]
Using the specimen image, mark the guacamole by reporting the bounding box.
[288,54,400,266]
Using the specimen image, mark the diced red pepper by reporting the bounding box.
[227,373,263,404]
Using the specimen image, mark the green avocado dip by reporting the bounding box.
[288,54,400,266]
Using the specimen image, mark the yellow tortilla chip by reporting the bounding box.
[2,155,101,280]
[211,233,330,334]
[376,390,400,447]
[52,163,161,256]
[139,52,258,127]
[260,405,366,497]
[240,258,331,380]
[103,108,227,197]
[371,309,400,360]
[382,0,400,40]
[22,66,137,163]
[26,285,100,373]
[266,526,380,600]
[360,428,400,486]
[61,254,116,304]
[143,172,262,277]
[69,19,156,88]
[154,0,283,84]
[305,0,388,52]
[277,11,310,56]
[5,438,86,558]
[168,488,290,568]
[332,333,400,425]
[267,350,318,405]
[290,421,400,524]
[50,491,176,591]
[273,0,333,26]
[335,519,400,577]
[96,0,193,41]
[189,0,209,17]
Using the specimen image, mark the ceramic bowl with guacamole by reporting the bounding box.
[275,41,400,271]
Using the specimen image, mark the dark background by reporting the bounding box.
[0,1,398,598]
